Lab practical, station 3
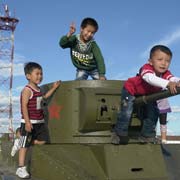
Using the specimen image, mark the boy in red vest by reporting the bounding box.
[15,62,60,178]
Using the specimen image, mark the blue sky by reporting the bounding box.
[1,0,180,134]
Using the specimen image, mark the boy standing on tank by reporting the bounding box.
[59,17,106,80]
[111,45,180,145]
[15,62,60,179]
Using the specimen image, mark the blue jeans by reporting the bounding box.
[76,69,99,80]
[114,88,158,137]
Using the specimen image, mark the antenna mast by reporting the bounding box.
[0,4,19,133]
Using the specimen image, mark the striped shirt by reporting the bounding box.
[21,85,44,123]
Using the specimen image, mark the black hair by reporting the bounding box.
[80,17,99,32]
[24,62,42,75]
[150,45,172,59]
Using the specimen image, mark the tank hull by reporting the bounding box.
[30,144,168,180]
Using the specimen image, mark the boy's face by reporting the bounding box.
[149,50,171,75]
[80,24,96,42]
[26,68,43,85]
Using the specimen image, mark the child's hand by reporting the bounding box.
[167,81,179,94]
[43,81,61,99]
[52,80,61,89]
[67,22,76,37]
[177,81,180,87]
[99,76,106,80]
[25,121,33,132]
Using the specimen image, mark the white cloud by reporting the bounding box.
[168,114,179,121]
[0,88,20,119]
[0,61,24,77]
[110,66,139,80]
[0,90,10,105]
[14,53,27,63]
[13,85,24,93]
[141,27,180,58]
[13,53,27,76]
[106,58,116,68]
[13,62,24,76]
[0,52,27,78]
[0,118,10,123]
[171,106,180,113]
[167,128,175,135]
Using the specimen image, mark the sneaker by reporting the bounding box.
[16,166,30,179]
[111,132,129,145]
[111,132,120,145]
[11,138,21,157]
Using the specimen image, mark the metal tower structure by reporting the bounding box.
[0,4,19,133]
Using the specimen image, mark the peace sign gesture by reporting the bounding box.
[67,22,76,37]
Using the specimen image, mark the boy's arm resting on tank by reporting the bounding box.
[92,42,106,78]
[143,73,180,94]
[167,81,180,94]
[59,35,76,48]
[43,80,61,99]
[142,73,169,88]
[170,76,180,82]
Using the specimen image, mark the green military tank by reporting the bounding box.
[1,80,180,180]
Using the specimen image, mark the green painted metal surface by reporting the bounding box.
[42,80,140,144]
[31,144,168,180]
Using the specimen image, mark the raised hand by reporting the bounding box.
[67,22,76,37]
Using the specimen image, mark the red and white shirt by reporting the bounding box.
[124,63,179,96]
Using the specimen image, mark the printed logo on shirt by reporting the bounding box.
[36,96,42,109]
[72,50,93,65]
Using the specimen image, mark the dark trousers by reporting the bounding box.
[114,88,159,137]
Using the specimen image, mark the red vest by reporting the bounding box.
[124,63,173,96]
[21,85,44,120]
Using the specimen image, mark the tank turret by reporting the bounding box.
[41,81,180,144]
[41,80,123,144]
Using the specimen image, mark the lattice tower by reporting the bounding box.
[0,4,19,133]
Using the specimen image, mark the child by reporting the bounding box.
[11,127,21,157]
[111,45,180,145]
[59,17,106,80]
[157,98,171,144]
[16,62,60,179]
